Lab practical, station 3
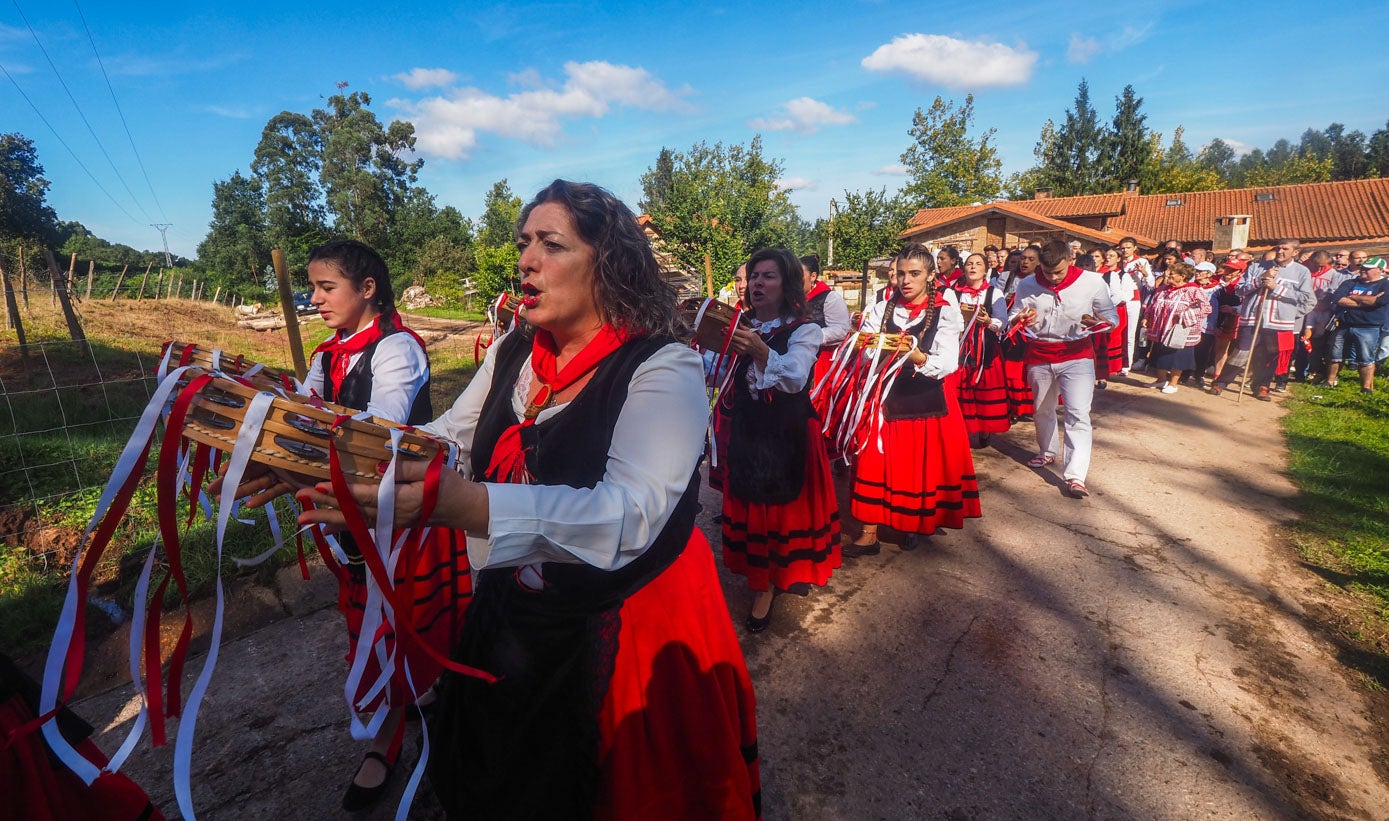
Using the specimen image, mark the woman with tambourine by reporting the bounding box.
[845,242,981,556]
[713,247,842,633]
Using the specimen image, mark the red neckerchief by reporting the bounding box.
[312,313,392,396]
[954,280,989,296]
[1037,266,1085,301]
[1311,265,1335,289]
[485,325,629,483]
[898,288,948,318]
[806,281,831,300]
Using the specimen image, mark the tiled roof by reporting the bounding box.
[1106,178,1389,245]
[900,200,1158,248]
[1023,192,1131,218]
[903,179,1389,250]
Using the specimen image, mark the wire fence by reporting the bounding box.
[0,337,161,568]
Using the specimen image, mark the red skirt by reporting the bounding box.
[596,531,761,819]
[1002,345,1035,418]
[329,527,471,710]
[957,355,1011,435]
[721,418,842,593]
[1100,304,1128,377]
[850,391,982,534]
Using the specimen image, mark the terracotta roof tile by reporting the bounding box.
[900,201,1157,248]
[1022,192,1130,218]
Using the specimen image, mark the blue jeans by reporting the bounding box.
[1330,326,1380,366]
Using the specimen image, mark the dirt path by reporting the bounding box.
[62,374,1389,819]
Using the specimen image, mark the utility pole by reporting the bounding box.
[151,224,174,268]
[827,198,837,268]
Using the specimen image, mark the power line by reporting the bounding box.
[10,0,153,224]
[0,59,143,225]
[73,0,168,223]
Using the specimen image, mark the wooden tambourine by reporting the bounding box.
[492,292,523,328]
[163,341,299,393]
[680,297,749,351]
[175,369,442,483]
[854,331,914,352]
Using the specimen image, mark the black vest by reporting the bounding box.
[320,312,433,425]
[883,304,948,420]
[806,289,829,327]
[725,322,811,505]
[433,329,701,819]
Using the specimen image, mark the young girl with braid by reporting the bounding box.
[846,243,981,555]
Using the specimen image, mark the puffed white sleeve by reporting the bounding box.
[471,343,710,571]
[918,294,962,379]
[748,322,823,393]
[304,351,326,397]
[821,290,852,346]
[988,292,1009,333]
[363,334,431,423]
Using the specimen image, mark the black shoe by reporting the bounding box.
[745,593,777,633]
[784,582,813,597]
[842,540,881,558]
[900,534,922,551]
[343,751,394,812]
[1095,380,1107,390]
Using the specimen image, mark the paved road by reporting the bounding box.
[73,375,1389,819]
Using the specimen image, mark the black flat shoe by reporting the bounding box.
[745,593,777,633]
[343,751,394,812]
[900,534,922,551]
[842,540,881,558]
[784,582,813,597]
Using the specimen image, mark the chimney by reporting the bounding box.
[1213,215,1251,253]
[1125,179,1139,194]
[1033,188,1053,200]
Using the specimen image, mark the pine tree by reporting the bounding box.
[1098,85,1150,192]
[1039,79,1106,196]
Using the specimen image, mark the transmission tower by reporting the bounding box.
[151,224,173,267]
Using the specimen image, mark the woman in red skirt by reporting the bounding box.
[952,253,1011,446]
[993,249,1036,420]
[847,242,981,555]
[717,247,842,632]
[1094,247,1131,388]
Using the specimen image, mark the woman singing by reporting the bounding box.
[715,248,842,633]
[952,253,1011,445]
[299,181,761,819]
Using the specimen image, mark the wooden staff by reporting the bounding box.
[1236,269,1274,404]
[111,264,129,301]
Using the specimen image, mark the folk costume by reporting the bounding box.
[1010,267,1119,485]
[1121,254,1152,369]
[1143,280,1213,372]
[1095,267,1132,378]
[991,270,1036,419]
[423,327,761,820]
[850,290,982,535]
[951,280,1012,436]
[718,317,842,595]
[307,312,469,715]
[805,279,852,386]
[1221,260,1316,392]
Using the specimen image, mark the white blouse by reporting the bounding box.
[305,330,430,424]
[856,293,964,380]
[741,317,823,396]
[420,334,709,573]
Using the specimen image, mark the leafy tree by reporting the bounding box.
[478,180,523,248]
[641,148,675,214]
[1037,79,1106,196]
[1147,127,1223,193]
[638,137,801,291]
[312,89,423,249]
[0,133,60,247]
[197,171,270,283]
[251,111,328,269]
[898,94,1002,209]
[1004,120,1057,200]
[472,243,519,303]
[1368,120,1389,177]
[1098,85,1151,191]
[383,186,474,288]
[1195,139,1238,182]
[1243,153,1333,187]
[816,188,913,272]
[1323,124,1370,180]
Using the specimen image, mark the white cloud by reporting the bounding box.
[1067,34,1102,64]
[748,97,856,134]
[874,164,910,176]
[1067,24,1152,63]
[861,34,1036,88]
[205,105,254,119]
[777,177,816,191]
[1208,138,1255,157]
[391,60,692,160]
[391,68,460,90]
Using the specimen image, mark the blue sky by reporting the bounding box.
[3,1,1387,260]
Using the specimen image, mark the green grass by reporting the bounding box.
[1283,381,1389,623]
[406,305,487,322]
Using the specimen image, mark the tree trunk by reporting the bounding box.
[111,264,129,301]
[44,249,88,355]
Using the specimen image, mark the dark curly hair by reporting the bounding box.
[517,180,680,337]
[308,238,394,311]
[745,248,807,321]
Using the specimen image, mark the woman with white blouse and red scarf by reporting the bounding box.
[952,253,1011,445]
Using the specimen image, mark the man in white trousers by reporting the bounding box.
[1010,239,1119,498]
